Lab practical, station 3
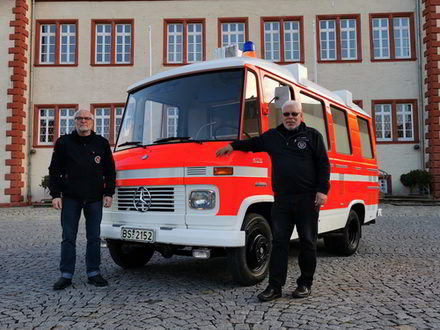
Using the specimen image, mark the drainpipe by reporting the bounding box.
[415,0,426,170]
[312,19,318,83]
[26,0,36,204]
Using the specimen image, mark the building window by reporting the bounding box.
[91,104,125,144]
[59,108,76,136]
[166,107,179,137]
[261,17,304,63]
[218,18,248,51]
[92,20,134,66]
[370,13,415,61]
[164,19,206,65]
[317,15,361,62]
[35,20,78,66]
[372,100,418,143]
[33,105,78,147]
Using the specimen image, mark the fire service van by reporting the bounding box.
[101,44,380,285]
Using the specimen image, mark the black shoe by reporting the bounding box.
[88,274,108,287]
[257,286,282,302]
[53,277,72,290]
[292,285,311,298]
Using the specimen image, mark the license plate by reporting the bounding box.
[121,227,155,243]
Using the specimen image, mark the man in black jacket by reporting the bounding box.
[49,109,116,290]
[216,100,330,301]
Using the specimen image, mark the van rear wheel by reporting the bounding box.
[227,213,272,286]
[107,239,155,268]
[324,209,361,256]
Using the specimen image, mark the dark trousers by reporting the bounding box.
[59,197,103,278]
[269,193,319,289]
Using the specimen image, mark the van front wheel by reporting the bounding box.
[227,213,272,286]
[107,240,155,268]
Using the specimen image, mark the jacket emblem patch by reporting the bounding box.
[94,156,101,164]
[297,141,307,149]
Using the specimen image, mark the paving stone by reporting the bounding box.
[0,205,440,329]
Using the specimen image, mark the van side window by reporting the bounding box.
[243,71,260,138]
[300,92,329,150]
[331,106,352,155]
[357,117,374,159]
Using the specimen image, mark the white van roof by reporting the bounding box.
[128,57,370,117]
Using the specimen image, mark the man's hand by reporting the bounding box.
[52,197,62,210]
[216,144,233,157]
[315,192,327,207]
[103,196,113,208]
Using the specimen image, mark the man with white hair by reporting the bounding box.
[216,100,330,301]
[49,109,116,290]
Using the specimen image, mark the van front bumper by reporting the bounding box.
[101,223,245,247]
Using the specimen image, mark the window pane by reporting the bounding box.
[331,107,351,154]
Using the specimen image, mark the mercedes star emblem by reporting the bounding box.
[133,186,152,212]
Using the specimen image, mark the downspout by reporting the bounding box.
[26,0,36,203]
[415,0,426,170]
[312,19,318,83]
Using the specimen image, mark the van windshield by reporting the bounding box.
[116,69,244,151]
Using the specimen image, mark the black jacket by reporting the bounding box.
[49,130,116,202]
[231,123,330,196]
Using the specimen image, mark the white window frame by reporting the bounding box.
[393,17,411,59]
[375,104,393,142]
[340,19,357,60]
[221,22,246,51]
[372,18,390,59]
[283,21,301,62]
[264,22,280,62]
[39,108,55,145]
[115,24,132,64]
[167,23,183,63]
[187,23,202,63]
[95,107,111,140]
[60,24,76,64]
[59,108,76,136]
[40,24,56,64]
[95,24,112,64]
[396,103,414,141]
[320,20,336,61]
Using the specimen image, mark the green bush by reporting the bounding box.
[400,169,433,193]
[40,175,50,190]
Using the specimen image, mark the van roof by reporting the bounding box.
[128,57,370,118]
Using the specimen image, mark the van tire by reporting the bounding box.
[107,239,155,268]
[227,213,272,286]
[324,209,361,256]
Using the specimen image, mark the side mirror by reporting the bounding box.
[274,86,290,108]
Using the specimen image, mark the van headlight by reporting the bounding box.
[189,190,216,210]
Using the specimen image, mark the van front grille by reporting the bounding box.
[117,186,175,212]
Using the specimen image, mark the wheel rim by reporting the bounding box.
[246,226,270,273]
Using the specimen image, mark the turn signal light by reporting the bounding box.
[214,167,233,175]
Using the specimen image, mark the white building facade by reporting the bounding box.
[1,0,439,205]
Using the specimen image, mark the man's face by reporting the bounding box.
[282,103,303,131]
[75,110,94,136]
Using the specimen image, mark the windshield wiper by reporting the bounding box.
[117,141,144,148]
[153,137,193,144]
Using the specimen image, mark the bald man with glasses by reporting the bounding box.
[49,109,116,290]
[216,100,330,301]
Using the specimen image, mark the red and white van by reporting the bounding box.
[101,49,380,285]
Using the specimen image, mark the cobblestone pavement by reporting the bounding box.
[1,204,440,329]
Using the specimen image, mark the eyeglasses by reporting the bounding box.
[282,112,301,118]
[75,117,93,121]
